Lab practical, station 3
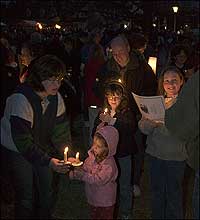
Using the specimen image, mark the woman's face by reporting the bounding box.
[107,92,122,111]
[163,71,183,97]
[175,50,187,65]
[41,76,62,96]
[20,47,33,66]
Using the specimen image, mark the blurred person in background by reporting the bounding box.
[168,44,194,82]
[0,43,19,118]
[18,41,45,83]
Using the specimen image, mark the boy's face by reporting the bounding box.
[107,92,122,110]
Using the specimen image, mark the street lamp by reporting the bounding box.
[172,6,179,32]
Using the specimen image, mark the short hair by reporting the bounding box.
[26,54,66,92]
[157,66,184,96]
[110,34,130,51]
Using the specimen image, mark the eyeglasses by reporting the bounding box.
[106,95,122,101]
[47,76,64,83]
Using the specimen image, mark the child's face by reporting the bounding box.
[92,136,106,157]
[107,92,122,110]
[163,71,183,97]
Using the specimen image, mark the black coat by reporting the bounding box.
[93,108,138,158]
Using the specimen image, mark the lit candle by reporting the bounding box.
[75,152,80,162]
[104,108,108,114]
[64,147,68,163]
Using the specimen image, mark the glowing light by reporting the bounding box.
[148,57,157,74]
[55,24,61,29]
[36,22,43,29]
[118,79,122,83]
[172,6,179,13]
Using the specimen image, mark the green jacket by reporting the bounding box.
[165,72,199,171]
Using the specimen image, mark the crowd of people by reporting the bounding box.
[0,24,199,220]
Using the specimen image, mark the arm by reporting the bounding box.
[138,117,159,135]
[165,72,199,142]
[73,164,115,186]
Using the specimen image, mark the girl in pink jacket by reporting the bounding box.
[70,125,119,220]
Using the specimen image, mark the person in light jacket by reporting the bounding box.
[138,66,187,219]
[69,125,119,220]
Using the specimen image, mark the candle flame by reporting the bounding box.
[104,108,108,114]
[36,22,43,29]
[64,147,68,153]
[76,152,80,160]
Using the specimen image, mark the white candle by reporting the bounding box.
[64,147,68,163]
[104,108,108,114]
[75,152,80,162]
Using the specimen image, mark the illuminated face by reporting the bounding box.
[41,76,62,96]
[111,44,130,67]
[163,71,183,97]
[92,136,106,157]
[107,92,122,111]
[175,50,187,66]
[20,47,33,66]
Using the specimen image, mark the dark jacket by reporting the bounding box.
[93,108,138,158]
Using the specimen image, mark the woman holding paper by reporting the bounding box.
[138,66,187,219]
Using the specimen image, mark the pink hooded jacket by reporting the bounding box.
[79,125,119,207]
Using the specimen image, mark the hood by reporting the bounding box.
[95,125,119,157]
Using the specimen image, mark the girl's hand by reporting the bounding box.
[141,117,161,127]
[99,113,113,124]
[49,158,70,173]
